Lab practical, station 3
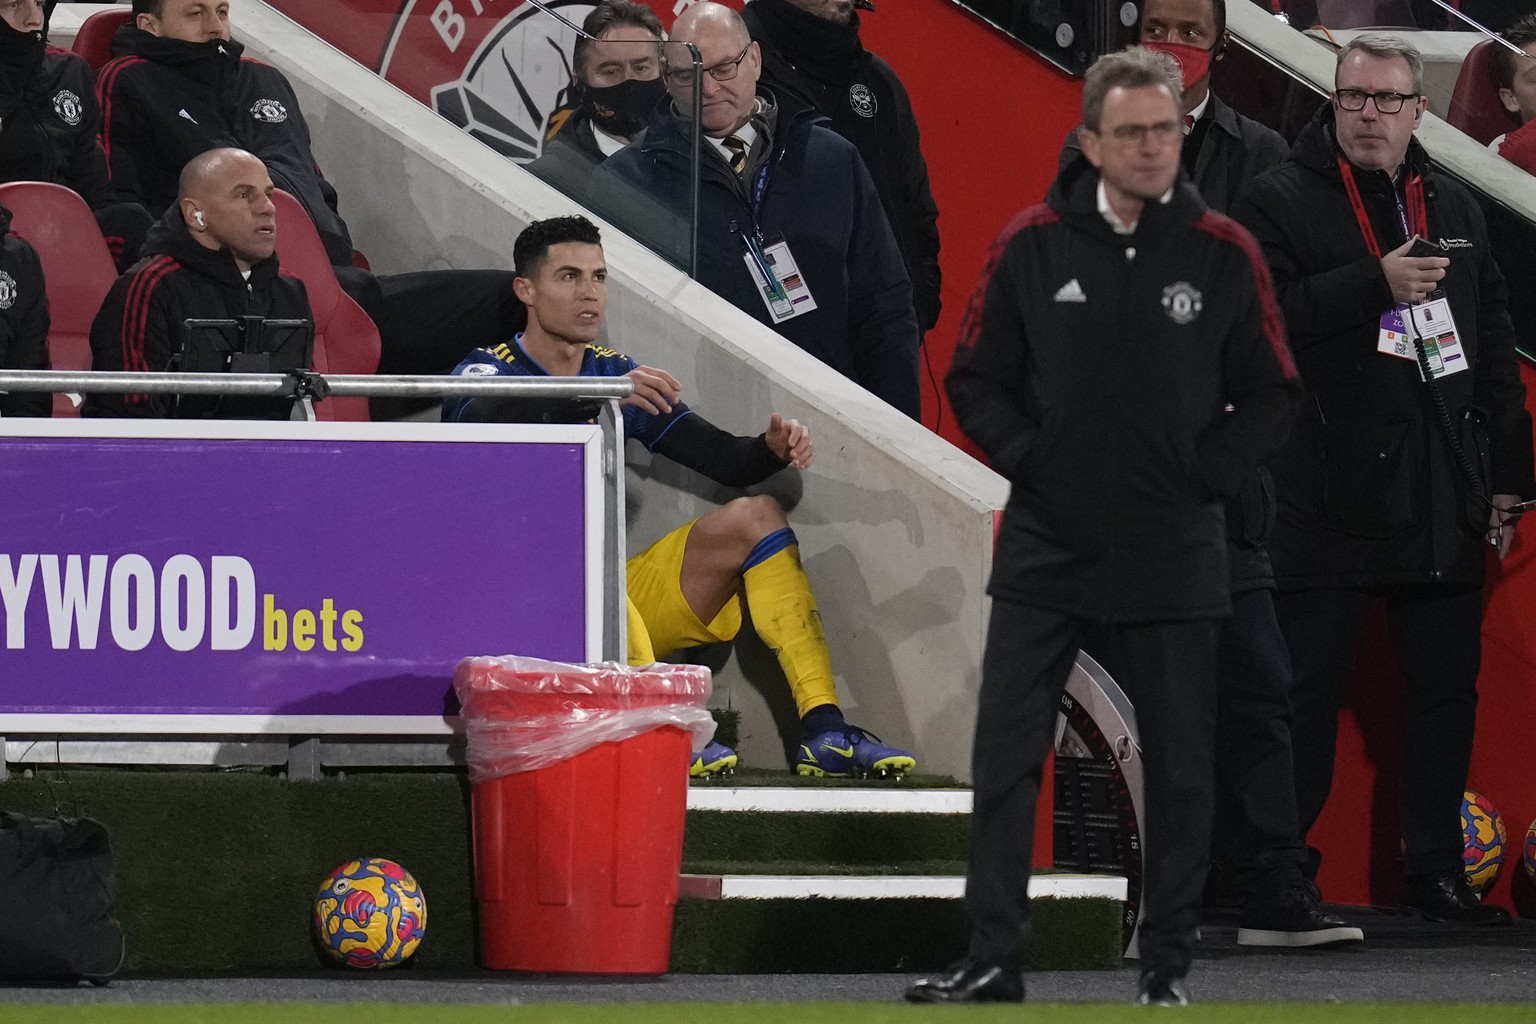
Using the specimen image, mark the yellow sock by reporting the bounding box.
[742,544,837,716]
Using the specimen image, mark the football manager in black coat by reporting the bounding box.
[1231,34,1535,925]
[906,47,1299,1007]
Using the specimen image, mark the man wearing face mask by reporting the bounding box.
[527,0,666,200]
[0,0,151,269]
[1063,0,1287,214]
[741,0,941,339]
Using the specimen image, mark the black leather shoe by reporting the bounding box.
[904,958,1024,1003]
[1400,871,1513,925]
[1136,969,1191,1006]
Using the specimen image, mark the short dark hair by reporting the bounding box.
[132,0,165,17]
[1494,13,1536,91]
[1139,0,1226,49]
[574,0,663,77]
[1082,47,1183,131]
[514,215,603,278]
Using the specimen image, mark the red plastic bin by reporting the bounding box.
[454,657,713,974]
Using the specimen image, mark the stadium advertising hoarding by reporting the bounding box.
[267,0,736,162]
[0,420,603,733]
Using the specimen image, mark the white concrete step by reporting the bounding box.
[686,786,971,814]
[679,873,1127,901]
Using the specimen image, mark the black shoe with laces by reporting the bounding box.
[1136,969,1190,1006]
[1400,871,1513,925]
[1237,883,1364,947]
[904,958,1024,1003]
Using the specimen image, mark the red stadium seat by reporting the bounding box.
[0,181,117,417]
[271,188,380,421]
[70,5,132,72]
[1449,38,1524,146]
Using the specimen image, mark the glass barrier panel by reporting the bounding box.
[267,0,702,276]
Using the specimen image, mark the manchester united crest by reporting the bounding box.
[1161,282,1203,325]
[250,99,289,124]
[0,270,18,310]
[53,90,83,127]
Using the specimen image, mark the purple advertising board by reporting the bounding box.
[0,420,605,733]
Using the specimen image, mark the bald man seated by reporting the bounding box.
[85,147,313,417]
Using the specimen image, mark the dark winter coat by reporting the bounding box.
[1230,105,1535,590]
[1059,96,1292,589]
[591,88,920,418]
[85,205,310,418]
[742,0,941,332]
[948,157,1300,622]
[526,107,616,201]
[96,27,353,266]
[0,23,112,206]
[0,204,50,417]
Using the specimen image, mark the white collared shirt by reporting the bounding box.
[1185,91,1211,131]
[1097,180,1175,234]
[592,122,629,157]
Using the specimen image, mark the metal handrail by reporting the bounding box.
[0,369,634,401]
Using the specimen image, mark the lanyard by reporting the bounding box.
[1337,155,1427,258]
[751,163,771,223]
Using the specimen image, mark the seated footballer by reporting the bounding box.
[443,214,915,780]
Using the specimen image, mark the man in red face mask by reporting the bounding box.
[1137,0,1288,213]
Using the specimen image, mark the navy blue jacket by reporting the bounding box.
[591,89,920,419]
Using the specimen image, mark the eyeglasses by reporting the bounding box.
[1092,120,1183,146]
[1333,89,1419,113]
[663,42,752,88]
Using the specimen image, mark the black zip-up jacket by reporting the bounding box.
[948,157,1300,621]
[85,205,310,417]
[591,88,920,419]
[0,203,50,417]
[742,0,941,333]
[1230,105,1535,589]
[96,27,354,266]
[1061,94,1290,591]
[0,22,114,207]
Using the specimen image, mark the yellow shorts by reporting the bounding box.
[626,518,743,658]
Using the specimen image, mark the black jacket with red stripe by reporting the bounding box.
[0,21,113,207]
[947,156,1300,622]
[96,27,353,266]
[84,205,309,417]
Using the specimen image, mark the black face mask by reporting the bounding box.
[583,76,665,138]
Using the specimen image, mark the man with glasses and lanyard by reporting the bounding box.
[590,1,920,420]
[1232,35,1534,924]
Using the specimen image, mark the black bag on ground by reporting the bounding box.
[0,812,125,983]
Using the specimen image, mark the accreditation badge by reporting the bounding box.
[742,237,817,324]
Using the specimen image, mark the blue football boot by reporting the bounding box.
[689,740,738,779]
[795,726,916,779]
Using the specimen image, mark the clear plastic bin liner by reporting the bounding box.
[453,655,717,782]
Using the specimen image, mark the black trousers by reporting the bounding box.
[966,597,1218,978]
[1275,585,1483,878]
[1216,587,1308,895]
